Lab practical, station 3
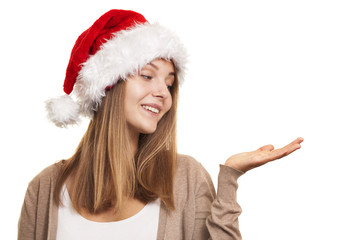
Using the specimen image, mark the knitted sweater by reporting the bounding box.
[18,154,243,239]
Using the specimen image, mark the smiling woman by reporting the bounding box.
[18,9,303,240]
[125,59,175,136]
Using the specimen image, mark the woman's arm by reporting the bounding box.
[193,137,303,240]
[205,165,244,239]
[18,179,38,240]
[192,162,243,240]
[18,163,59,240]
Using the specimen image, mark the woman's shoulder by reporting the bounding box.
[174,154,216,205]
[175,154,212,182]
[176,154,205,172]
[27,160,64,187]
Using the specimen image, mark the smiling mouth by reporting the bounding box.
[141,105,160,114]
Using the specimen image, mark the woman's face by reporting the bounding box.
[124,59,175,135]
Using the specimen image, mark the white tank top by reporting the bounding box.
[56,186,160,240]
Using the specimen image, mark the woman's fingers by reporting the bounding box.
[287,137,304,147]
[281,137,303,155]
[268,137,303,161]
[257,137,303,153]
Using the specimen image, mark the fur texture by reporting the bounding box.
[45,95,80,127]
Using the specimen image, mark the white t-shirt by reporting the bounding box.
[56,186,160,240]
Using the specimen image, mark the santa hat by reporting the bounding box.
[46,9,187,127]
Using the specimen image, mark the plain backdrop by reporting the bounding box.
[1,0,359,239]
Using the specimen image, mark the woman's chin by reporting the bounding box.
[138,125,158,135]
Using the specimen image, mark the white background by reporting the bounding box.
[1,0,359,239]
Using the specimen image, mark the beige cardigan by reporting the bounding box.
[18,154,243,239]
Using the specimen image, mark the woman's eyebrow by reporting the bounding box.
[147,63,175,76]
[148,62,159,70]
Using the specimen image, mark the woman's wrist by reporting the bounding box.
[224,158,249,173]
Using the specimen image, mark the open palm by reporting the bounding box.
[225,137,304,172]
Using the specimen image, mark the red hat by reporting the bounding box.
[46,9,187,127]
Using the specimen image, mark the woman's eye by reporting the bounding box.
[141,74,152,80]
[167,85,173,91]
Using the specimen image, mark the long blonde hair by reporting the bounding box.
[54,70,179,213]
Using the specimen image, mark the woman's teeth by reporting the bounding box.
[142,105,159,114]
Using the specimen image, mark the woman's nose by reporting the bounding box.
[152,79,170,98]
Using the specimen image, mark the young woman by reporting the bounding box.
[18,9,303,240]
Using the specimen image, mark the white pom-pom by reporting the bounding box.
[45,95,80,127]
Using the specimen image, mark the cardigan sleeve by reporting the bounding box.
[18,163,60,240]
[18,177,39,240]
[193,163,243,240]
